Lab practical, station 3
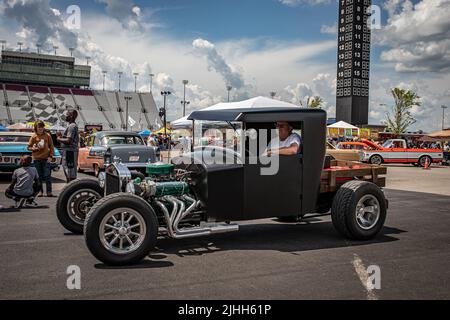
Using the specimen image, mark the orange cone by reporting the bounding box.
[423,157,431,170]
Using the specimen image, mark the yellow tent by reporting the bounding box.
[155,127,173,135]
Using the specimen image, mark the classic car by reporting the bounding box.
[78,131,159,176]
[57,131,160,234]
[0,132,61,172]
[326,142,361,161]
[56,107,389,266]
[360,139,443,167]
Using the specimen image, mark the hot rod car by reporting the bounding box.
[57,107,389,266]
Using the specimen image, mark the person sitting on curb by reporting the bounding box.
[5,155,41,208]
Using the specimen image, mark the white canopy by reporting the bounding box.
[171,116,192,129]
[203,96,301,111]
[171,96,301,129]
[327,121,359,130]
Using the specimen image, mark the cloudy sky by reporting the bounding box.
[0,0,449,130]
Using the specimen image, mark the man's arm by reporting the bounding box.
[57,126,73,145]
[268,143,299,156]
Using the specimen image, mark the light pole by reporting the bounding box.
[124,96,132,131]
[86,56,91,65]
[17,42,23,52]
[161,91,171,137]
[36,44,41,54]
[102,71,107,91]
[53,46,58,55]
[118,71,123,92]
[133,73,139,92]
[149,73,155,93]
[0,40,6,51]
[442,105,448,130]
[69,47,74,57]
[182,80,189,117]
[227,85,232,102]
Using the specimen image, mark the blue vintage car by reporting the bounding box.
[0,132,62,172]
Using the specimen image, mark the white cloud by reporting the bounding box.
[96,0,145,32]
[375,0,450,72]
[320,23,338,35]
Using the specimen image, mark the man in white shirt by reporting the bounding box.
[265,122,302,156]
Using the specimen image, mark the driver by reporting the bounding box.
[265,122,302,156]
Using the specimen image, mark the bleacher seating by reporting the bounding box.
[0,84,9,124]
[29,86,59,124]
[0,83,162,131]
[4,84,32,124]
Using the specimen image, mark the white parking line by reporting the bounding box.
[352,254,378,300]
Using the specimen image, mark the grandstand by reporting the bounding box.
[0,50,163,130]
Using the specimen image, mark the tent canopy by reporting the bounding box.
[327,121,359,130]
[428,129,450,139]
[171,116,192,129]
[0,125,9,132]
[139,129,151,136]
[203,96,301,111]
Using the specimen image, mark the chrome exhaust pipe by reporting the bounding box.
[156,196,239,239]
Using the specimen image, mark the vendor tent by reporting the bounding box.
[327,121,359,130]
[139,129,151,136]
[327,121,360,137]
[0,125,9,132]
[171,116,192,129]
[203,96,301,111]
[428,129,450,139]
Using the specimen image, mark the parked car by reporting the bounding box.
[326,142,361,161]
[78,131,160,177]
[0,132,61,172]
[58,107,389,266]
[57,131,160,234]
[360,139,443,167]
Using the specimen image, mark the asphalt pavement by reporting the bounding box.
[0,166,449,300]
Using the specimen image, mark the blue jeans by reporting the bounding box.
[34,160,52,194]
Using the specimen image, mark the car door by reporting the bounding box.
[243,155,302,220]
[78,135,92,170]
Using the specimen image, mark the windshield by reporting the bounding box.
[0,135,30,143]
[102,135,144,146]
[193,120,243,159]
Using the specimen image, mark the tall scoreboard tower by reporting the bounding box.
[336,0,371,125]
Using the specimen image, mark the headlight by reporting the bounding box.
[98,172,106,188]
[125,181,136,194]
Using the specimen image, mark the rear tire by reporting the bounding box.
[369,155,383,165]
[418,156,432,168]
[84,193,158,266]
[56,179,103,234]
[331,181,387,240]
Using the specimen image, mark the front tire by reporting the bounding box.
[56,179,103,234]
[331,181,387,240]
[84,193,158,266]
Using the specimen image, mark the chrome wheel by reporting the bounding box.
[370,155,382,165]
[355,195,380,230]
[99,208,146,255]
[67,189,101,225]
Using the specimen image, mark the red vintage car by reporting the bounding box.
[359,139,443,167]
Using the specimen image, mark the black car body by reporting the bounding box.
[59,107,388,266]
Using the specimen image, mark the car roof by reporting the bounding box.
[188,107,326,122]
[0,132,32,136]
[94,131,141,138]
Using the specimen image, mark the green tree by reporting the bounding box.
[307,96,324,109]
[384,88,420,134]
